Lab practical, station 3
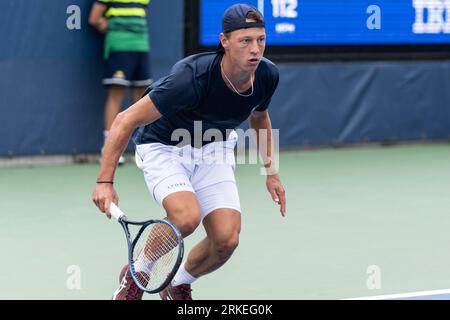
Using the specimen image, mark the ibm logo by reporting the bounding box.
[413,0,450,33]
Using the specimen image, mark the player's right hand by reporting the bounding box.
[98,18,108,33]
[92,183,118,219]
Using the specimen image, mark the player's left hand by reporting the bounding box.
[266,174,286,217]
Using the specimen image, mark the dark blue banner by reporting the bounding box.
[200,0,450,46]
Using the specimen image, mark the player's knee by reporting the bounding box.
[214,233,239,262]
[168,205,201,237]
[177,219,200,237]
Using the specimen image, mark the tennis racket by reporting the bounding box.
[109,203,184,293]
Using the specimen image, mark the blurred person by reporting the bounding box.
[89,0,153,164]
[92,3,286,300]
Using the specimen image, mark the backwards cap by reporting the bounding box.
[217,3,265,51]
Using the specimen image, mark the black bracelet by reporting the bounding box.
[96,181,114,184]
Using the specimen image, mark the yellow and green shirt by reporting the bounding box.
[96,0,150,59]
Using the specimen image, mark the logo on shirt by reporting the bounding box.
[113,70,125,79]
[167,182,188,190]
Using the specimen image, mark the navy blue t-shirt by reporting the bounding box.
[132,52,279,147]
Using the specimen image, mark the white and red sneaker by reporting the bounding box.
[112,264,145,300]
[159,283,193,300]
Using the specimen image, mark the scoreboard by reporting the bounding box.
[185,0,450,60]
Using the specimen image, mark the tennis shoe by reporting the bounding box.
[112,264,145,300]
[159,283,192,300]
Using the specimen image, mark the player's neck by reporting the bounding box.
[221,56,253,89]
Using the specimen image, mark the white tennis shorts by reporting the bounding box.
[135,130,241,219]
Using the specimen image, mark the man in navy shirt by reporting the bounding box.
[92,3,286,300]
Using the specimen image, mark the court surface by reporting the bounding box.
[0,143,449,300]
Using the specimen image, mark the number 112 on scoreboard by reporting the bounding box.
[270,0,298,18]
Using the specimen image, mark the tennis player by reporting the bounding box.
[92,3,286,300]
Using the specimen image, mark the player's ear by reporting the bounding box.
[219,32,230,50]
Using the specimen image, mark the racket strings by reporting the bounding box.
[131,222,181,290]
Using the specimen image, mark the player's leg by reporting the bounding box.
[113,143,200,300]
[177,177,241,279]
[103,85,126,165]
[113,189,202,301]
[113,191,201,300]
[159,133,241,300]
[160,178,241,300]
[130,51,153,103]
[102,52,132,130]
[183,207,241,277]
[139,176,203,301]
[131,86,147,104]
[163,191,202,237]
[102,52,134,165]
[104,85,126,131]
[160,208,240,301]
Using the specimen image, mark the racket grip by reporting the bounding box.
[109,203,125,221]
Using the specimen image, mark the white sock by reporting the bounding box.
[171,262,197,286]
[134,251,155,274]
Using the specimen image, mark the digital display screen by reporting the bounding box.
[200,0,450,46]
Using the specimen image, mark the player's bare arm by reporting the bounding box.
[249,110,286,216]
[88,3,108,33]
[92,96,161,217]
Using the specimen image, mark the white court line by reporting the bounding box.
[344,288,450,300]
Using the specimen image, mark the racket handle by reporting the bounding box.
[110,203,125,221]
